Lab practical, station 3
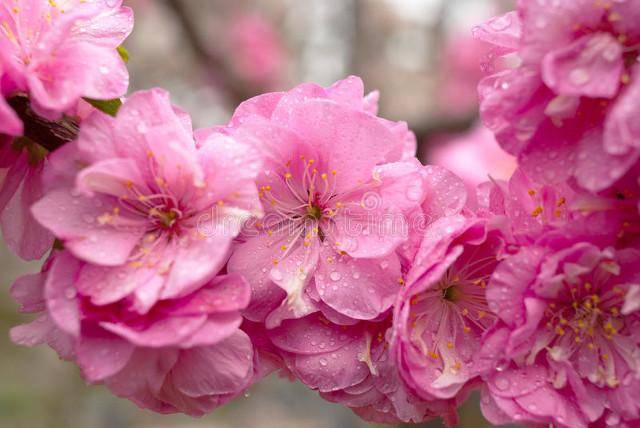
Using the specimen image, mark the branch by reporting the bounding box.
[8,94,79,152]
[164,0,264,106]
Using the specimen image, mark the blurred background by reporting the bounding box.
[1,0,518,427]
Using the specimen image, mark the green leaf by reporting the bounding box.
[84,98,123,117]
[117,45,130,62]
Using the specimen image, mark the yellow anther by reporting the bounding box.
[267,229,273,236]
[284,172,292,179]
[308,159,315,165]
[527,189,536,197]
[463,326,471,334]
[446,342,454,349]
[461,308,469,316]
[608,12,621,22]
[217,200,225,206]
[331,170,337,176]
[555,326,565,336]
[429,351,439,360]
[321,173,328,180]
[398,277,405,285]
[602,353,609,361]
[531,206,543,217]
[280,245,287,251]
[621,74,631,84]
[556,197,566,207]
[584,282,592,291]
[303,240,311,247]
[129,261,143,268]
[272,259,279,266]
[478,310,487,319]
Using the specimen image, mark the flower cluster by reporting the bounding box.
[4,1,640,427]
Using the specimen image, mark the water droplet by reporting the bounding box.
[99,65,109,75]
[136,123,147,134]
[494,375,510,391]
[352,272,360,279]
[330,271,341,281]
[270,268,283,281]
[64,287,76,299]
[405,185,422,201]
[569,68,590,86]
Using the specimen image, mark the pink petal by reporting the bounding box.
[604,65,640,155]
[170,330,253,397]
[280,99,396,194]
[44,251,81,336]
[315,246,400,320]
[268,313,361,355]
[1,163,53,260]
[10,313,75,359]
[178,313,244,348]
[228,92,284,126]
[77,331,135,382]
[293,337,370,393]
[227,232,287,322]
[164,273,251,316]
[31,189,145,266]
[76,158,146,197]
[0,94,22,135]
[101,315,208,348]
[542,32,623,99]
[10,270,45,313]
[160,232,237,300]
[472,11,522,51]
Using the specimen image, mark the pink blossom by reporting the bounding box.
[480,241,640,427]
[393,216,503,402]
[226,12,286,88]
[10,250,260,415]
[31,89,262,311]
[475,2,640,192]
[476,167,637,247]
[267,313,457,425]
[425,123,516,188]
[0,0,133,118]
[438,36,492,116]
[227,77,423,324]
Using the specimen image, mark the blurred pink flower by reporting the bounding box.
[426,124,516,188]
[227,76,423,324]
[480,242,640,427]
[475,2,640,192]
[10,250,259,416]
[438,36,492,116]
[0,0,133,118]
[32,89,262,311]
[226,11,287,88]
